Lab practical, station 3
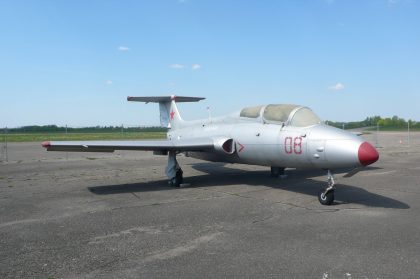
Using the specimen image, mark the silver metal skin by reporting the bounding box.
[42,95,379,205]
[169,109,365,171]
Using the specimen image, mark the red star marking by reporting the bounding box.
[170,110,175,120]
[238,142,245,153]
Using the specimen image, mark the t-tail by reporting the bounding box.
[127,95,205,130]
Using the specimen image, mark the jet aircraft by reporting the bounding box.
[42,96,379,205]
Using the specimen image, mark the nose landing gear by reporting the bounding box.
[318,170,335,205]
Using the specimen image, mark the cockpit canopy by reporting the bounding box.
[239,104,322,127]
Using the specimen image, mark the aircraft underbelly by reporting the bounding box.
[186,151,240,164]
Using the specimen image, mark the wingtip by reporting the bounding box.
[41,141,51,148]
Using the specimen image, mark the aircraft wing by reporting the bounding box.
[42,138,214,153]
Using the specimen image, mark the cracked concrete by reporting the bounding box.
[1,132,420,278]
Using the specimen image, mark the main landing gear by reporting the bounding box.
[270,167,285,178]
[166,151,183,187]
[318,170,335,205]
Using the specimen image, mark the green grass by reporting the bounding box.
[4,128,418,143]
[2,132,167,142]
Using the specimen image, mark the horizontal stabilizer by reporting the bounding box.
[127,95,205,129]
[127,96,205,103]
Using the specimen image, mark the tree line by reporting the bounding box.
[327,116,419,130]
[2,116,420,133]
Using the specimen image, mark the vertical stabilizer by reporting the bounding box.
[127,95,205,130]
[158,99,182,129]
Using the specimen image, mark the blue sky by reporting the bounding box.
[0,0,419,127]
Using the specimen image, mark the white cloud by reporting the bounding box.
[106,80,113,85]
[169,64,185,69]
[118,46,130,52]
[387,0,410,5]
[191,64,201,70]
[329,82,344,91]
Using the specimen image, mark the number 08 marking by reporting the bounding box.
[284,136,303,155]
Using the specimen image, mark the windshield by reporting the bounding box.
[290,107,322,127]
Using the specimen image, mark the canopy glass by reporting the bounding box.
[240,104,321,127]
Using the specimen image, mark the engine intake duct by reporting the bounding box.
[213,138,235,155]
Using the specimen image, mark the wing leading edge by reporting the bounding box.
[42,138,214,153]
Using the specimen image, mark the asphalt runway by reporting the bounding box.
[1,132,420,278]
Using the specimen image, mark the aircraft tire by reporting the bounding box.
[318,189,334,205]
[270,167,284,178]
[169,169,183,187]
[176,169,183,184]
[169,177,180,187]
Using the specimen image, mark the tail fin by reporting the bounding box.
[127,95,205,129]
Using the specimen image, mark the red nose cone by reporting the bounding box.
[41,141,51,148]
[358,142,379,166]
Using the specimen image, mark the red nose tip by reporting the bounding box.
[41,141,51,148]
[358,142,379,166]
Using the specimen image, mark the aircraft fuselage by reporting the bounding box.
[169,115,376,171]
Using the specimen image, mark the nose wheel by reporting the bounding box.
[318,170,335,205]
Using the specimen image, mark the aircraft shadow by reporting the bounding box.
[88,164,408,209]
[190,162,383,178]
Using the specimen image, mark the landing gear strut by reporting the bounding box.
[270,167,285,178]
[166,151,183,187]
[318,170,335,205]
